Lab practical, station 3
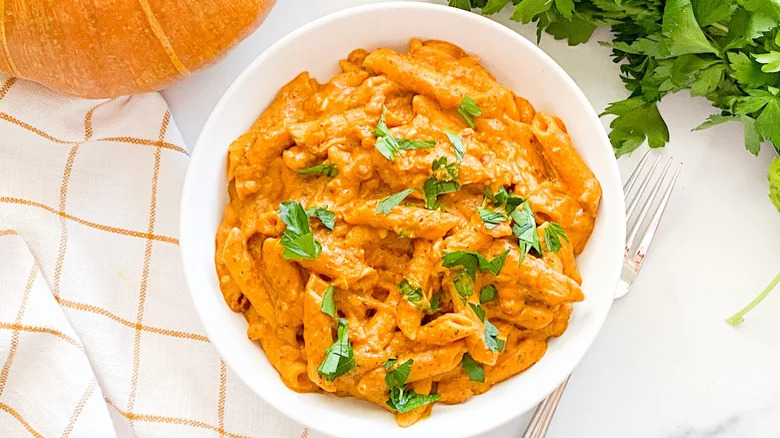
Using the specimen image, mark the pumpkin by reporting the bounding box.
[0,0,276,98]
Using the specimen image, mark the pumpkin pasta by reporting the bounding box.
[214,39,601,426]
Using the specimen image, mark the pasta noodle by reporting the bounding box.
[215,39,601,426]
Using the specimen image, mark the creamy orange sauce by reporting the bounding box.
[215,39,601,426]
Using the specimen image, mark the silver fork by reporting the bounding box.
[521,151,682,438]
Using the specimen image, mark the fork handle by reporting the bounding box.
[521,376,570,438]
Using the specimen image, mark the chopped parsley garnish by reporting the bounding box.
[383,358,398,370]
[457,96,482,128]
[429,292,441,312]
[445,131,466,160]
[385,359,440,413]
[480,284,498,304]
[441,250,510,280]
[279,200,322,260]
[399,279,440,313]
[461,353,485,383]
[376,188,415,215]
[387,386,440,414]
[423,177,460,209]
[373,108,436,160]
[453,271,474,303]
[510,201,541,264]
[398,279,426,308]
[484,319,505,353]
[432,156,460,180]
[317,318,355,381]
[385,359,413,388]
[484,186,525,215]
[479,250,509,276]
[442,251,479,279]
[477,207,508,229]
[469,303,505,353]
[424,155,461,209]
[469,302,486,321]
[543,222,569,252]
[305,206,335,231]
[320,285,335,317]
[297,162,338,177]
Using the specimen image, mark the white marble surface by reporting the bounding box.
[161,1,780,436]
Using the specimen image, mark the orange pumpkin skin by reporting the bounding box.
[0,0,276,98]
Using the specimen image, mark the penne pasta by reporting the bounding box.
[214,39,601,426]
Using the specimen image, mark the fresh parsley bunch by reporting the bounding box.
[450,0,780,212]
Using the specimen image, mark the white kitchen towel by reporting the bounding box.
[0,74,314,438]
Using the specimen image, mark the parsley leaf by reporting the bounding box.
[461,353,486,382]
[448,0,472,10]
[601,97,670,157]
[755,98,780,147]
[320,285,336,317]
[729,52,779,88]
[754,51,780,73]
[279,201,322,260]
[445,131,466,161]
[484,186,525,215]
[386,386,440,413]
[305,206,335,231]
[484,319,505,352]
[543,222,569,252]
[477,207,508,229]
[441,251,479,279]
[693,0,734,27]
[453,271,474,303]
[469,303,505,352]
[770,158,780,211]
[386,359,440,413]
[423,177,460,209]
[482,0,510,15]
[511,0,553,24]
[376,188,415,215]
[553,0,574,19]
[385,359,414,388]
[741,115,762,156]
[398,279,426,309]
[480,284,498,304]
[383,358,398,370]
[658,0,719,58]
[457,96,483,128]
[297,162,338,177]
[478,250,509,276]
[317,318,355,381]
[432,156,460,180]
[442,250,509,279]
[469,303,486,321]
[373,108,436,160]
[429,292,441,312]
[510,202,542,263]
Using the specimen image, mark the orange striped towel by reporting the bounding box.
[0,75,311,438]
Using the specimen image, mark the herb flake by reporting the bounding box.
[377,189,415,215]
[317,318,355,381]
[320,285,336,317]
[457,96,482,128]
[279,201,322,260]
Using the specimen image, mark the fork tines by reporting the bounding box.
[623,151,682,271]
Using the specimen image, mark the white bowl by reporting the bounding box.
[180,3,625,437]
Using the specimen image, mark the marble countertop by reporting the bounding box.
[161,1,780,436]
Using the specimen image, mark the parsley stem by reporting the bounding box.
[710,22,728,34]
[726,271,780,326]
